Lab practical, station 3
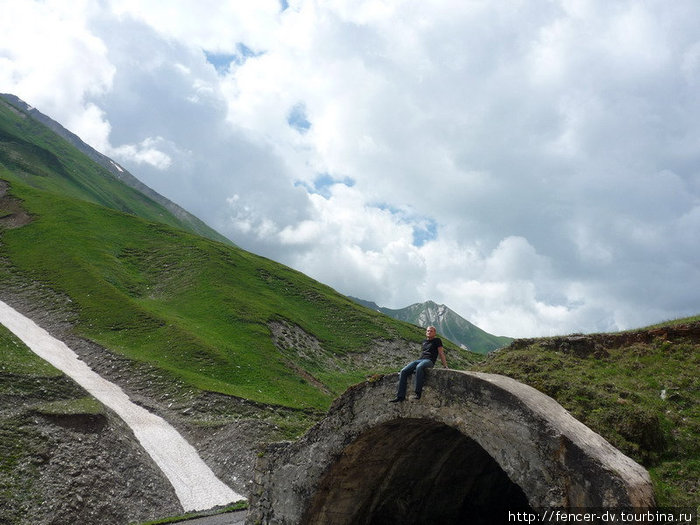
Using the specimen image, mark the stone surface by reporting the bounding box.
[247,370,655,524]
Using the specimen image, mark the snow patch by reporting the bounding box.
[110,160,124,173]
[0,300,244,511]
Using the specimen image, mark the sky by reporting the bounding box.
[1,0,699,338]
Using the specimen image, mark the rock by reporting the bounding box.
[247,370,654,525]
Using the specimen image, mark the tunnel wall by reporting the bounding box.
[246,370,654,525]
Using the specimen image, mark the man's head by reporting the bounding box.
[425,326,436,339]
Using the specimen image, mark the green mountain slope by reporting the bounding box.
[0,95,231,245]
[350,298,512,353]
[0,97,480,413]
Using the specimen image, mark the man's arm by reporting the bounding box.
[438,346,448,369]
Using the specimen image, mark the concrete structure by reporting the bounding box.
[247,370,654,524]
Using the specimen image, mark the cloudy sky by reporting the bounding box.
[2,0,699,337]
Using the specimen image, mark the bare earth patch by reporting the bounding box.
[0,180,33,230]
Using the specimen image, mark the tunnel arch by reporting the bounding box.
[304,418,531,524]
[247,371,654,525]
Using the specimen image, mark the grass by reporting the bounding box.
[472,320,699,507]
[134,501,248,525]
[635,315,700,330]
[0,98,229,244]
[0,322,62,377]
[0,178,477,411]
[33,397,104,417]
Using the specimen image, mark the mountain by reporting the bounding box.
[0,94,482,520]
[0,93,232,245]
[350,298,513,354]
[0,93,696,520]
[0,92,484,410]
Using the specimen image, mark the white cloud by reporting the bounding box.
[0,0,115,149]
[110,137,173,170]
[2,0,699,337]
[108,0,282,52]
[274,184,426,304]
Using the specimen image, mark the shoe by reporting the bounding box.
[389,397,405,403]
[410,393,421,401]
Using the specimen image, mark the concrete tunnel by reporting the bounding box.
[247,370,655,525]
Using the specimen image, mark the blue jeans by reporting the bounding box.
[396,359,434,399]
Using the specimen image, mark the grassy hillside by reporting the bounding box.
[472,319,699,507]
[0,93,480,413]
[0,179,481,410]
[0,96,230,245]
[0,94,232,246]
[0,99,484,520]
[0,95,483,523]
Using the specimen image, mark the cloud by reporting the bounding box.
[109,137,172,170]
[2,0,699,337]
[0,1,115,145]
[108,0,282,52]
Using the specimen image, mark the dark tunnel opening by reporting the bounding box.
[303,418,531,525]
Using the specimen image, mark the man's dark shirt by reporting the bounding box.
[420,337,443,363]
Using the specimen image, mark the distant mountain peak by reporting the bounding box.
[348,297,513,354]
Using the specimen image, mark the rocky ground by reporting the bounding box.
[0,180,32,230]
[0,267,304,524]
[0,366,182,524]
[0,251,418,524]
[507,323,700,356]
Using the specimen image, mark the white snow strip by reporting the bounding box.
[109,160,124,173]
[0,299,244,511]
